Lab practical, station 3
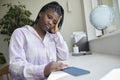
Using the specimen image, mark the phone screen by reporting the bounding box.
[63,67,90,76]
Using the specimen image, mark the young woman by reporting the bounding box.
[9,1,69,80]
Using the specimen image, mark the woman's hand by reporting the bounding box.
[51,16,62,34]
[44,61,68,77]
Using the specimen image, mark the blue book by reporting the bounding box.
[63,67,90,76]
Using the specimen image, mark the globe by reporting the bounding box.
[90,5,115,30]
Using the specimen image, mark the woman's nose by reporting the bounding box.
[48,20,53,25]
[48,20,54,28]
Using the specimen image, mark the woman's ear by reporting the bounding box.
[39,13,42,18]
[39,12,44,18]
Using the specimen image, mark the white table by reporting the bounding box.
[48,53,120,80]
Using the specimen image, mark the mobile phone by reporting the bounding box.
[63,67,90,76]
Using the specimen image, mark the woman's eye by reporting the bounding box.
[48,15,52,19]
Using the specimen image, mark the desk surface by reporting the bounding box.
[48,53,120,80]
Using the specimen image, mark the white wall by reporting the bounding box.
[0,0,86,61]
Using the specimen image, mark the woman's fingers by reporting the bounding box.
[56,61,69,70]
[56,16,62,27]
[44,61,69,77]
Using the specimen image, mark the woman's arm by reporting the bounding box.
[51,32,69,60]
[9,29,46,80]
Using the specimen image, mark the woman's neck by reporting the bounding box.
[33,24,46,40]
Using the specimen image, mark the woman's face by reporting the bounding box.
[38,9,60,32]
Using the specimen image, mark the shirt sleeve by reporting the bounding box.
[9,29,47,80]
[50,32,69,60]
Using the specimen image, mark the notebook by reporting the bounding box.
[62,66,90,76]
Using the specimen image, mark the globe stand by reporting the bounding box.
[97,29,105,37]
[101,29,104,35]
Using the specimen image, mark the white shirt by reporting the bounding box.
[9,25,69,80]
